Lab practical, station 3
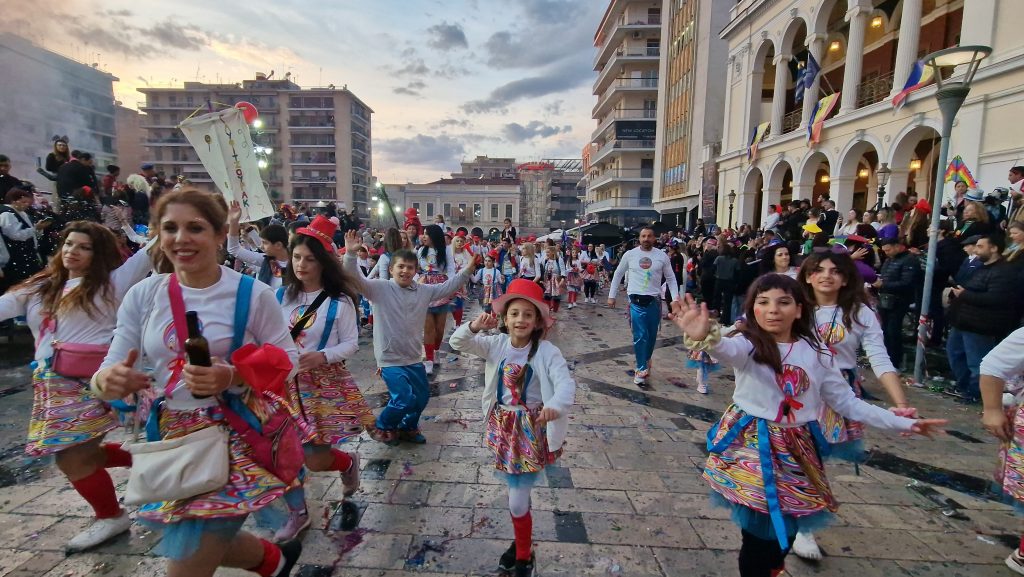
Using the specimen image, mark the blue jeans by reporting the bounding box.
[629,297,661,372]
[945,328,999,401]
[377,364,430,431]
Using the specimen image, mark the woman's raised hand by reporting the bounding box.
[669,294,711,341]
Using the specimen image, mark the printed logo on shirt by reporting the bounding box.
[777,365,810,397]
[816,322,846,344]
[162,319,202,352]
[289,306,316,349]
[638,257,653,270]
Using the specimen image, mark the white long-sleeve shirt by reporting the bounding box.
[368,252,391,280]
[226,235,287,289]
[980,326,1024,381]
[710,334,913,431]
[417,245,455,277]
[278,290,358,363]
[815,304,897,376]
[99,266,298,411]
[608,247,679,300]
[0,209,36,246]
[0,242,153,364]
[518,257,539,279]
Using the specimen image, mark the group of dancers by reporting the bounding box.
[1,192,1020,577]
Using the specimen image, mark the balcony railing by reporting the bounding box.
[589,168,655,189]
[781,109,801,134]
[857,72,895,108]
[614,77,659,88]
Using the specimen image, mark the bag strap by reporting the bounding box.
[275,286,285,303]
[316,298,338,352]
[289,290,329,341]
[166,274,188,397]
[232,275,254,355]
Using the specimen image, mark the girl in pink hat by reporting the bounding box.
[449,279,575,577]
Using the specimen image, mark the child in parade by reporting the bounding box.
[0,221,153,552]
[228,207,289,289]
[343,230,475,446]
[271,215,373,542]
[581,261,599,304]
[476,253,505,313]
[517,243,539,280]
[791,250,917,559]
[418,224,455,374]
[451,232,474,327]
[564,246,583,309]
[449,279,575,577]
[538,244,565,314]
[687,348,719,395]
[670,275,945,577]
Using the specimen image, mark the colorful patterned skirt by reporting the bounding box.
[421,271,452,311]
[487,404,550,488]
[703,405,836,548]
[566,270,582,292]
[996,402,1024,511]
[26,367,118,456]
[817,368,866,462]
[287,362,375,445]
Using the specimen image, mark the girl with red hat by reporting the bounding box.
[449,279,575,577]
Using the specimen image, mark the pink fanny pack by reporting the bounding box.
[52,342,109,379]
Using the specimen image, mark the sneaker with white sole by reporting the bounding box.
[697,382,708,394]
[423,360,433,375]
[1008,550,1024,575]
[341,452,360,497]
[66,512,132,552]
[633,369,649,386]
[273,510,311,543]
[791,530,822,561]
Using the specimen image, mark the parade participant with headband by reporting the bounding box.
[228,204,289,289]
[270,214,372,542]
[0,221,153,552]
[450,279,575,577]
[418,224,455,374]
[93,189,303,577]
[671,277,945,577]
[791,250,917,560]
[607,226,679,387]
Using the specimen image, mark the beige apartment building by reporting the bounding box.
[715,0,1018,229]
[138,76,373,213]
[404,178,521,232]
[584,0,663,228]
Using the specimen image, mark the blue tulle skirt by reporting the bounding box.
[144,516,246,560]
[709,492,835,542]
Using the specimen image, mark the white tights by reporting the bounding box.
[508,485,531,517]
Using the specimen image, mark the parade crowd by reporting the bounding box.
[2,135,1024,577]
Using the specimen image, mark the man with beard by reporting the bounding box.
[607,226,679,388]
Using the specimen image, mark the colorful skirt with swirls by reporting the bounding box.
[703,404,837,544]
[420,271,452,309]
[817,368,866,462]
[287,362,375,445]
[26,368,118,456]
[487,404,551,488]
[996,402,1024,510]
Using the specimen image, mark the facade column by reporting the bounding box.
[887,169,910,204]
[830,176,856,215]
[793,182,816,202]
[770,55,792,139]
[801,34,827,126]
[745,63,766,149]
[838,6,870,115]
[889,0,923,97]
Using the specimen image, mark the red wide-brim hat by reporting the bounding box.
[492,278,553,329]
[296,215,338,251]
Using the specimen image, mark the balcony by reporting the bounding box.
[587,196,653,213]
[589,138,656,166]
[857,72,895,109]
[594,47,660,92]
[291,157,336,165]
[593,77,658,117]
[588,168,655,190]
[290,177,338,184]
[594,109,657,141]
[781,109,801,135]
[595,16,663,68]
[145,137,188,146]
[139,102,199,110]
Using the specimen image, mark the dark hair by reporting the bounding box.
[640,226,656,235]
[107,165,120,174]
[1011,166,1024,177]
[382,228,403,254]
[16,221,122,320]
[419,224,448,270]
[4,188,31,204]
[287,221,305,234]
[260,224,288,247]
[980,233,1006,253]
[760,243,791,275]
[730,274,824,374]
[797,252,870,330]
[284,234,359,306]
[391,248,418,269]
[0,154,9,163]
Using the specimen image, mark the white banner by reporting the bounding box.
[179,108,274,222]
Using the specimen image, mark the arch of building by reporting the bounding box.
[888,119,943,204]
[765,158,796,218]
[739,166,766,227]
[796,149,834,202]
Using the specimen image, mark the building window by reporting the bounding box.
[412,202,420,213]
[491,204,499,219]
[457,203,467,223]
[473,203,482,219]
[505,204,513,219]
[426,203,435,217]
[443,203,451,217]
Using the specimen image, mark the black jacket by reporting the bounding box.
[948,259,1021,337]
[878,251,919,300]
[56,160,96,199]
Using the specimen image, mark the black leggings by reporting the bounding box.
[583,280,598,298]
[738,530,791,577]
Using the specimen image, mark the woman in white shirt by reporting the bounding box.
[269,215,372,542]
[94,190,302,577]
[450,233,473,326]
[517,243,539,280]
[0,188,47,287]
[0,221,151,552]
[418,224,455,374]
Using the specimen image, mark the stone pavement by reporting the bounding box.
[0,300,1017,577]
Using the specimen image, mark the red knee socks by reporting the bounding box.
[330,449,353,472]
[102,443,132,468]
[1019,535,1024,555]
[253,539,283,577]
[568,293,576,304]
[70,469,122,519]
[424,343,435,362]
[453,308,464,325]
[511,511,533,561]
[551,299,560,312]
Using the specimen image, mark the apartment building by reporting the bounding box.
[138,75,373,213]
[584,0,663,227]
[404,178,521,231]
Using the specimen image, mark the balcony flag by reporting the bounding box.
[943,155,978,188]
[794,52,820,105]
[806,92,840,146]
[892,59,935,110]
[747,121,771,161]
[178,107,275,222]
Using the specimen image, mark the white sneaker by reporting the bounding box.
[423,360,433,374]
[697,382,708,394]
[66,512,132,552]
[1007,549,1024,575]
[792,530,822,560]
[633,369,648,386]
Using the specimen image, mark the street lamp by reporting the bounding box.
[727,189,736,229]
[913,44,991,386]
[874,162,891,211]
[373,181,400,229]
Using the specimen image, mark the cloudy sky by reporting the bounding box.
[4,0,607,182]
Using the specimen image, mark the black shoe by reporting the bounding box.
[954,396,980,405]
[514,554,535,577]
[498,541,516,571]
[274,540,303,577]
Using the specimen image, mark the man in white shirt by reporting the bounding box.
[607,227,680,387]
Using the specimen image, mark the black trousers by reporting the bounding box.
[878,302,910,371]
[583,280,598,298]
[738,530,792,577]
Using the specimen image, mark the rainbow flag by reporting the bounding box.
[944,156,978,188]
[806,92,840,146]
[747,121,771,160]
[892,60,935,110]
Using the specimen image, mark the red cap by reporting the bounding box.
[296,215,338,251]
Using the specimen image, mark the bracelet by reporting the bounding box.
[89,371,106,397]
[683,322,722,351]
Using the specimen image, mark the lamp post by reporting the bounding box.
[874,163,891,212]
[727,189,736,230]
[372,181,400,229]
[913,45,991,386]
